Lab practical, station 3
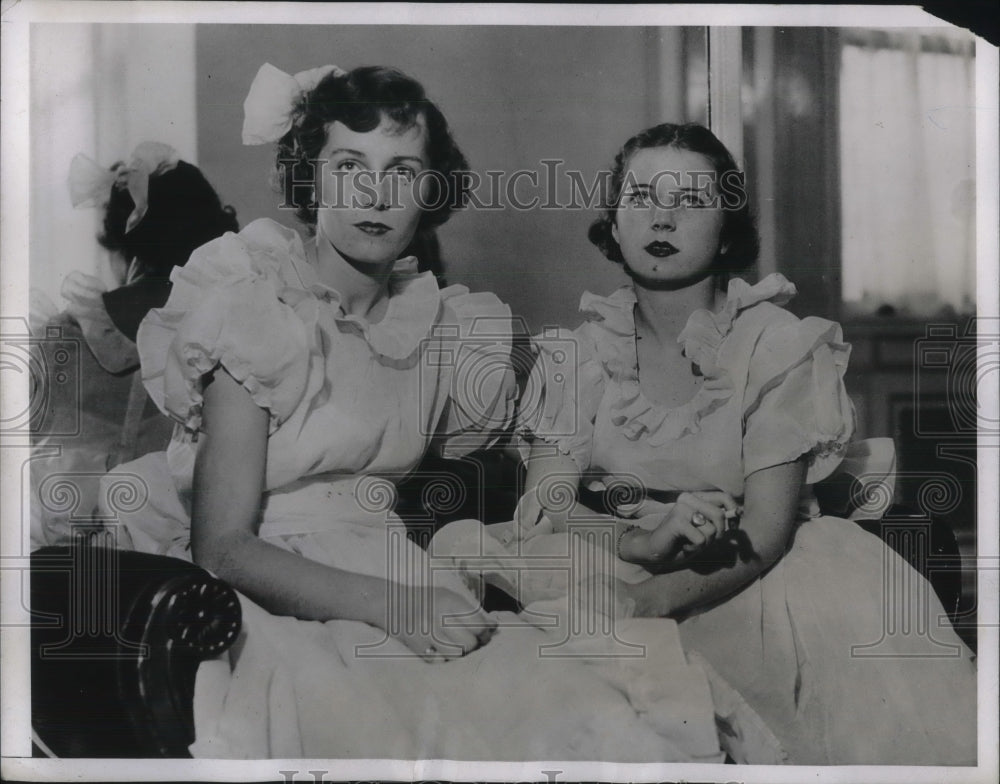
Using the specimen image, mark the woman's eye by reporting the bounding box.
[679,192,710,208]
[336,160,360,172]
[389,166,416,182]
[624,190,651,207]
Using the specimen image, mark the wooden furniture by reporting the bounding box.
[31,543,241,758]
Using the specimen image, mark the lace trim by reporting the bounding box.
[579,274,798,444]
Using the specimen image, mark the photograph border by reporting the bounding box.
[2,3,997,783]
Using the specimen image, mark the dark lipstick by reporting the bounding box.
[354,221,392,236]
[644,241,678,257]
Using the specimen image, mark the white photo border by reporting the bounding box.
[2,3,997,783]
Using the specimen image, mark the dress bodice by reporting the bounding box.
[138,218,517,494]
[520,274,856,507]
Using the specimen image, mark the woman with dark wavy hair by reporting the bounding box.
[587,122,758,277]
[30,145,238,550]
[96,156,240,341]
[109,63,504,656]
[271,64,470,233]
[502,122,976,764]
[100,66,727,761]
[58,143,239,370]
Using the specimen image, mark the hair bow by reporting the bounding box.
[242,62,345,146]
[68,141,180,233]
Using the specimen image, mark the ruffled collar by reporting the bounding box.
[285,236,442,361]
[677,274,796,377]
[581,273,797,445]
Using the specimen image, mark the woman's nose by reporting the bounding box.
[354,173,394,210]
[371,174,396,211]
[650,204,676,231]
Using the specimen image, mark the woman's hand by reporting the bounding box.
[390,584,498,663]
[510,478,580,543]
[626,463,805,617]
[618,490,740,564]
[509,442,582,544]
[511,485,552,542]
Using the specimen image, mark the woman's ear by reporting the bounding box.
[611,219,620,247]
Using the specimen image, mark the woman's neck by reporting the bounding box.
[632,275,720,344]
[312,229,394,320]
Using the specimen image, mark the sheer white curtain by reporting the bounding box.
[839,31,976,315]
[29,24,197,309]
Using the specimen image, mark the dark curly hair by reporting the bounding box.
[588,123,759,275]
[99,160,239,277]
[275,65,470,234]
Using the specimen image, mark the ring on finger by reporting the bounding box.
[692,512,709,527]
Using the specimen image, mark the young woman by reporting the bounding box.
[60,143,240,369]
[30,144,238,549]
[102,66,725,761]
[509,122,978,765]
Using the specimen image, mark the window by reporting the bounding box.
[839,28,976,317]
[712,26,977,320]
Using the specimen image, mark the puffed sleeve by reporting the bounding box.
[515,322,606,473]
[434,286,518,457]
[741,315,856,484]
[137,222,311,435]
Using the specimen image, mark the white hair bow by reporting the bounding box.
[241,62,345,146]
[67,141,180,233]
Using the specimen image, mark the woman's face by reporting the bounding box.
[612,145,726,287]
[316,114,429,267]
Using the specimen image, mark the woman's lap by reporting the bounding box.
[677,515,977,765]
[191,587,724,760]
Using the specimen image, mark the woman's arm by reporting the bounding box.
[514,441,585,536]
[624,459,806,617]
[191,369,391,626]
[517,443,738,552]
[192,371,493,656]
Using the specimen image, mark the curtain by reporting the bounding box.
[839,31,976,316]
[29,24,197,311]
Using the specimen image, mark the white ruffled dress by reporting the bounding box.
[101,219,726,762]
[464,274,978,765]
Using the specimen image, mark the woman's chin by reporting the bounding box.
[623,263,712,291]
[331,239,406,271]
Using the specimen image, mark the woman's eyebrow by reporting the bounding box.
[328,148,367,159]
[327,150,424,166]
[658,184,710,193]
[387,154,425,166]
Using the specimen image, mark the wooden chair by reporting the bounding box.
[30,541,240,758]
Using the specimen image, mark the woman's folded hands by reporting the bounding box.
[389,582,498,663]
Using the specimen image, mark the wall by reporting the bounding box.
[30,24,197,305]
[195,25,694,332]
